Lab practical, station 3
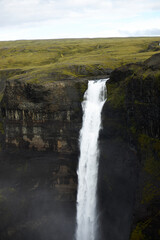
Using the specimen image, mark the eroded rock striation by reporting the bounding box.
[1,79,87,152]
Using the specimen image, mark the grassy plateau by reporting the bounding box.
[0,37,160,84]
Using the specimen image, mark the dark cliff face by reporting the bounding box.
[0,78,88,203]
[1,79,87,152]
[98,85,138,240]
[98,53,160,240]
[0,79,88,202]
[0,79,87,240]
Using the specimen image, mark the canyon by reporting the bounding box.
[0,51,160,240]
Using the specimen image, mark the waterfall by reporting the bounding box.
[76,79,107,240]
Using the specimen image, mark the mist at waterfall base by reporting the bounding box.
[0,151,76,240]
[76,79,107,240]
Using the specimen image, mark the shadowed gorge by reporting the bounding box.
[0,38,160,240]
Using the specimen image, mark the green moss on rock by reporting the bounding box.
[138,134,160,204]
[130,223,146,240]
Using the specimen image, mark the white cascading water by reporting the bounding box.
[76,79,107,240]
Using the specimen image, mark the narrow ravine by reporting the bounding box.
[76,79,107,240]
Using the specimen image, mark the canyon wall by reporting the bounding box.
[99,53,160,240]
[0,79,87,240]
[0,53,160,240]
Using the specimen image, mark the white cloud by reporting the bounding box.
[0,0,160,40]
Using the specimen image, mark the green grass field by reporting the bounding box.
[0,37,160,83]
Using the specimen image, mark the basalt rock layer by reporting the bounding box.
[1,79,87,152]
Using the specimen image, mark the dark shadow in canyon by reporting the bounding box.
[0,150,77,240]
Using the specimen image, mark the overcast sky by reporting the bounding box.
[0,0,160,40]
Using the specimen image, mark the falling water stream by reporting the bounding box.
[76,79,107,240]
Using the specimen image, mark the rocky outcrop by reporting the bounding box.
[147,41,160,52]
